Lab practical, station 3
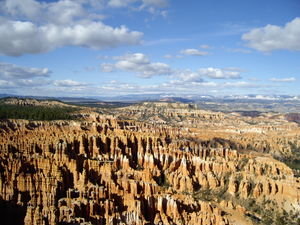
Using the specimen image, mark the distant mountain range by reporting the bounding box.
[1,93,299,103]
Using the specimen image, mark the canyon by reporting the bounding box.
[0,100,300,224]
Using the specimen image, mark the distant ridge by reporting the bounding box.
[1,93,300,103]
[159,97,193,103]
[0,97,75,108]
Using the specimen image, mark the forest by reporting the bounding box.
[0,104,77,120]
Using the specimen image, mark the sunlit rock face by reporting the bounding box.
[0,104,300,225]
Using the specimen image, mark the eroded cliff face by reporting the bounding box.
[0,107,300,225]
[116,102,300,158]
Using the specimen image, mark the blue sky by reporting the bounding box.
[0,0,299,97]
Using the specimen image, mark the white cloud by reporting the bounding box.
[108,0,136,8]
[54,79,88,87]
[0,0,143,56]
[180,48,209,56]
[0,19,143,56]
[14,79,52,87]
[0,62,51,79]
[108,0,168,8]
[198,67,241,79]
[0,62,53,90]
[0,79,51,89]
[242,17,300,51]
[101,63,115,72]
[1,0,106,23]
[2,0,42,19]
[0,80,14,88]
[176,70,204,83]
[101,54,243,81]
[0,62,89,90]
[0,62,263,96]
[101,53,172,77]
[95,79,263,96]
[270,77,296,82]
[46,0,86,24]
[166,68,244,93]
[1,0,86,24]
[222,81,258,88]
[0,61,94,94]
[0,19,47,56]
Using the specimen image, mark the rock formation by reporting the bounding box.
[0,102,300,224]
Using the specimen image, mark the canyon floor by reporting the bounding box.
[0,98,300,225]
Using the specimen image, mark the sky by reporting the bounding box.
[0,0,300,98]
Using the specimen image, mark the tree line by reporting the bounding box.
[0,104,77,120]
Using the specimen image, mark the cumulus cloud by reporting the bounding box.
[180,48,209,56]
[222,81,258,88]
[0,61,261,96]
[0,19,142,56]
[242,17,300,52]
[108,0,136,8]
[46,0,87,24]
[0,80,15,88]
[101,63,115,72]
[164,80,261,93]
[198,67,241,79]
[1,0,106,23]
[270,77,296,82]
[101,53,243,81]
[168,68,244,92]
[101,53,172,77]
[1,0,93,24]
[164,47,209,59]
[1,0,43,20]
[0,61,89,89]
[0,0,143,56]
[0,62,53,90]
[0,62,51,79]
[108,0,168,8]
[176,70,204,83]
[54,79,88,87]
[14,79,52,87]
[101,82,139,91]
[96,79,263,96]
[0,79,52,89]
[107,0,169,16]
